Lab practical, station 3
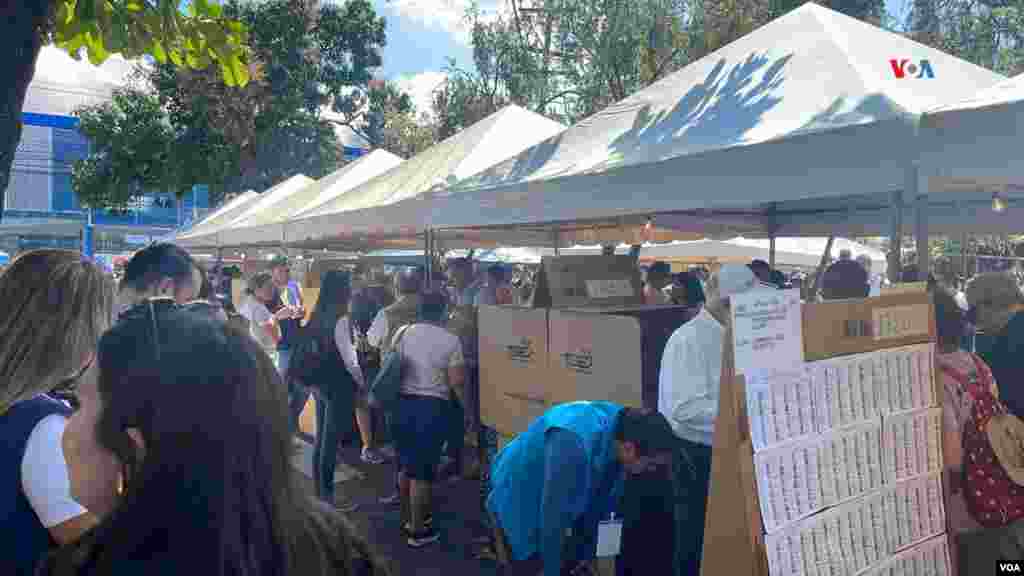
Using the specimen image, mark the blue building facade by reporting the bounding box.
[3,111,211,255]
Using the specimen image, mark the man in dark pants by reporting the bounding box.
[267,255,306,435]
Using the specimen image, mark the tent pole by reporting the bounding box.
[888,188,904,283]
[915,187,929,281]
[810,236,835,299]
[552,229,559,256]
[424,229,432,288]
[767,203,778,270]
[961,231,969,287]
[769,236,776,270]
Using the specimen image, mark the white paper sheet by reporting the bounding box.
[756,420,884,533]
[882,408,943,485]
[858,535,950,576]
[747,368,816,452]
[732,289,804,375]
[763,474,946,576]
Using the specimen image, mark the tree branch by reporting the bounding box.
[326,117,372,147]
[537,88,583,110]
[652,44,687,80]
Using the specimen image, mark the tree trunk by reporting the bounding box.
[1,1,51,224]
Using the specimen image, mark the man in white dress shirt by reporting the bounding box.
[656,263,764,576]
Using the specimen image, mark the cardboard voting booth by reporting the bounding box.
[478,306,549,437]
[547,306,693,409]
[478,255,691,436]
[700,291,948,576]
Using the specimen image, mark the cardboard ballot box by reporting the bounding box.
[479,255,691,435]
[547,306,694,410]
[529,255,643,309]
[478,305,550,437]
[801,292,935,361]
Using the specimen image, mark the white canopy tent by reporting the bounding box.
[175,191,258,239]
[913,74,1024,228]
[211,150,405,248]
[276,4,1004,254]
[178,176,314,249]
[217,175,314,228]
[286,105,567,248]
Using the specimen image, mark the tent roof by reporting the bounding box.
[177,176,312,248]
[210,151,406,248]
[177,191,258,239]
[928,72,1024,115]
[238,150,404,229]
[289,105,565,244]
[297,3,1002,247]
[221,174,314,228]
[917,73,1024,205]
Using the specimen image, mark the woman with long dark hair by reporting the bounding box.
[303,270,363,512]
[48,301,356,575]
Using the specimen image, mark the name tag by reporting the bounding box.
[596,515,623,557]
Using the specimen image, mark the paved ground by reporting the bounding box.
[294,439,542,576]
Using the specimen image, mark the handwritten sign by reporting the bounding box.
[872,305,930,341]
[584,278,635,299]
[732,289,803,375]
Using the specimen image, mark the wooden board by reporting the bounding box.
[701,324,768,576]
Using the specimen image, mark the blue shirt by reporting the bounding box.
[487,402,624,574]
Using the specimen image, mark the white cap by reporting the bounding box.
[716,264,759,301]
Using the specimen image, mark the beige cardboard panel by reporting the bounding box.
[478,306,550,435]
[802,292,935,361]
[547,310,644,408]
[482,391,548,438]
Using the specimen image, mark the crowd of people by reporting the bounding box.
[5,242,1024,575]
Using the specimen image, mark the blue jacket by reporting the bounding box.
[1,396,73,574]
[487,401,624,562]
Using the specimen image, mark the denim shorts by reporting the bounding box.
[394,394,448,482]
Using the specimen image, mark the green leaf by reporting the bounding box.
[151,40,168,63]
[168,48,184,67]
[84,32,111,63]
[75,0,97,24]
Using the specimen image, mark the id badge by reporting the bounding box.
[596,514,623,557]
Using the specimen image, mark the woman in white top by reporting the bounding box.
[392,292,466,547]
[0,250,116,574]
[303,270,364,512]
[240,273,291,359]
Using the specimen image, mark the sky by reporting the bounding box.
[370,0,910,122]
[348,0,488,119]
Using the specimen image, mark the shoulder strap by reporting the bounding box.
[393,324,412,349]
[939,353,988,397]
